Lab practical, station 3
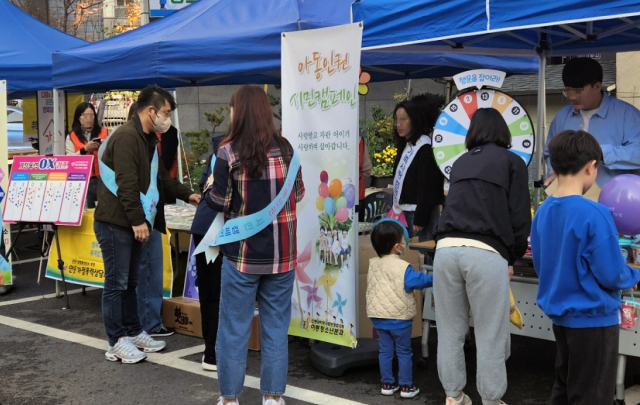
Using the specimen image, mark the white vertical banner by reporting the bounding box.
[37,90,65,155]
[0,81,11,286]
[282,23,362,348]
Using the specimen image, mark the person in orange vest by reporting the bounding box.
[66,102,109,208]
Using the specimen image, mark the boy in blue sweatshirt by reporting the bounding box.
[366,219,433,399]
[531,130,640,405]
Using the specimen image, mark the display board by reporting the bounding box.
[2,155,93,226]
[282,23,362,348]
[432,88,535,179]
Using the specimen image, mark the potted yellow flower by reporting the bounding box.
[371,145,397,188]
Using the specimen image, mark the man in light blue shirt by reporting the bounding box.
[544,57,640,188]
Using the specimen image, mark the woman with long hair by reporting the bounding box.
[391,100,444,241]
[66,102,108,208]
[206,85,305,405]
[433,108,531,405]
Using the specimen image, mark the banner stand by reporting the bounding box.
[6,222,71,309]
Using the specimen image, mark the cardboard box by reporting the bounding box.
[162,297,202,338]
[357,273,423,339]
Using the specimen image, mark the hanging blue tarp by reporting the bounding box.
[0,0,86,93]
[52,0,537,91]
[353,0,640,56]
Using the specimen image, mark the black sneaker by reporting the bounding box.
[381,382,399,396]
[202,354,217,371]
[149,325,174,337]
[400,385,420,398]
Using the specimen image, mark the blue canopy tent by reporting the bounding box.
[0,0,86,95]
[52,0,537,92]
[353,0,640,209]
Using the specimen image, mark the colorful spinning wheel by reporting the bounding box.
[432,89,535,179]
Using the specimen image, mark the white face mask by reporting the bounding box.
[152,110,172,133]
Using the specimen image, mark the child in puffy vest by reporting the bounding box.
[366,219,433,399]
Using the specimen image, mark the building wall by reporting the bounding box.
[617,51,640,109]
[175,78,446,137]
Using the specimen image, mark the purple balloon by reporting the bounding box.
[599,174,640,235]
[343,184,356,209]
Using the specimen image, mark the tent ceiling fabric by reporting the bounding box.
[0,0,86,92]
[52,0,538,91]
[353,0,640,56]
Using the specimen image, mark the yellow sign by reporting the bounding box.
[46,211,174,297]
[23,93,86,137]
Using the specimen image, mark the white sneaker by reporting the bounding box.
[202,354,217,371]
[216,398,239,405]
[105,337,147,364]
[262,396,285,405]
[127,331,166,353]
[446,393,472,405]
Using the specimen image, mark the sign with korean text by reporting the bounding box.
[2,156,93,226]
[46,211,173,296]
[37,91,66,155]
[282,23,362,348]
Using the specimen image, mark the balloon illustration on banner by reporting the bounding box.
[599,174,640,235]
[343,184,356,208]
[320,171,329,184]
[329,179,342,199]
[324,197,335,215]
[318,183,329,198]
[316,196,325,211]
[336,207,349,223]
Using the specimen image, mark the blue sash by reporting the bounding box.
[98,136,160,226]
[194,150,300,262]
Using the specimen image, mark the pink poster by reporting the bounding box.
[2,155,93,226]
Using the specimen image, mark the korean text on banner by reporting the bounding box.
[282,23,362,348]
[46,211,173,297]
[37,91,65,156]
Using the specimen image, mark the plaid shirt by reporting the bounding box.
[206,140,305,274]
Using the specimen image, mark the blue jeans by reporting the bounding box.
[378,324,414,386]
[94,220,143,346]
[217,257,295,399]
[137,229,164,333]
[404,206,440,243]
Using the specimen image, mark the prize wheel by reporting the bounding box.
[432,89,535,179]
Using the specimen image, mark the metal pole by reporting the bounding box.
[533,51,547,210]
[53,89,62,155]
[172,90,184,184]
[140,0,150,25]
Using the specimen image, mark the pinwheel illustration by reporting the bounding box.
[294,241,313,326]
[301,279,322,319]
[317,271,338,306]
[332,292,347,316]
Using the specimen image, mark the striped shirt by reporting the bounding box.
[206,139,305,274]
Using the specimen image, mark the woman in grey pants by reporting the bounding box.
[432,108,531,405]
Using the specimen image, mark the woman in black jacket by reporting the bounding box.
[391,100,444,241]
[432,108,531,405]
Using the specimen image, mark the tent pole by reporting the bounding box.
[53,89,61,156]
[172,90,184,184]
[534,51,546,210]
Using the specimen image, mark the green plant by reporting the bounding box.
[204,106,229,134]
[371,145,397,176]
[360,105,394,169]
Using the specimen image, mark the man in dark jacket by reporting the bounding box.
[94,85,200,364]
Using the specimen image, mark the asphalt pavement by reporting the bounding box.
[1,229,639,405]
